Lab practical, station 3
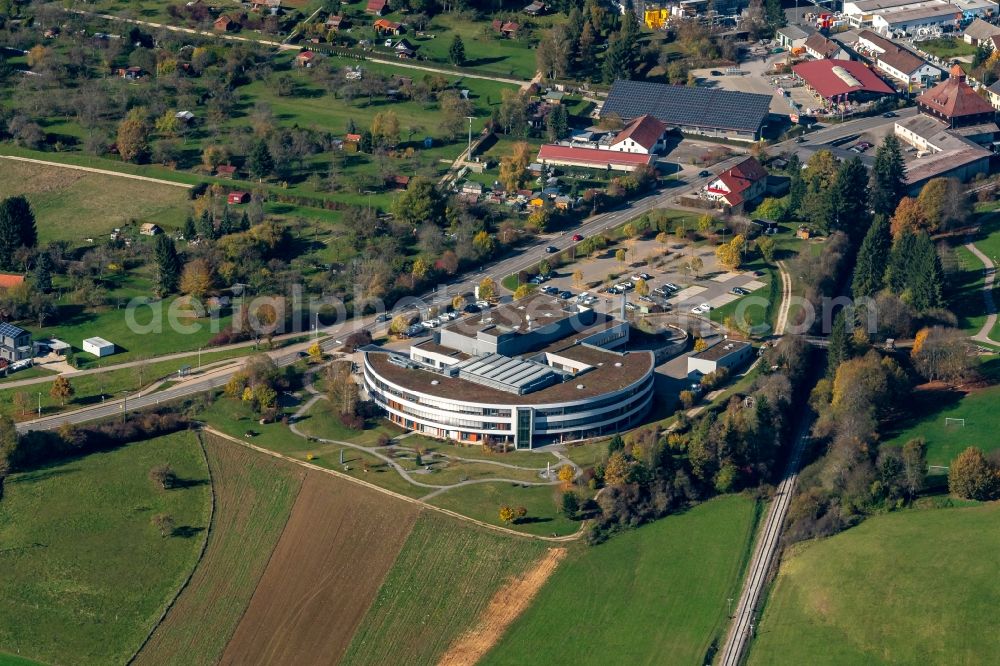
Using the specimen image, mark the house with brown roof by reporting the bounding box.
[216,164,237,178]
[295,50,316,67]
[366,0,388,15]
[856,30,941,88]
[703,157,769,212]
[804,32,850,60]
[374,18,404,35]
[917,64,995,128]
[213,15,237,32]
[963,17,1000,45]
[325,14,346,30]
[491,19,520,37]
[600,115,668,155]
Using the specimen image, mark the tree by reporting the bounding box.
[12,392,31,418]
[149,464,176,490]
[687,255,703,278]
[890,196,925,239]
[851,215,891,299]
[572,269,584,289]
[916,177,970,233]
[869,134,906,218]
[546,104,569,141]
[448,34,465,65]
[390,314,411,336]
[0,195,38,269]
[716,234,745,269]
[515,506,527,522]
[499,141,532,192]
[308,341,323,362]
[180,258,213,299]
[513,283,536,299]
[32,252,52,293]
[561,490,579,518]
[755,197,785,222]
[153,235,181,297]
[473,230,496,257]
[0,414,17,478]
[370,110,400,148]
[498,504,515,524]
[248,139,274,181]
[604,451,634,486]
[117,113,150,163]
[948,447,999,501]
[478,277,496,302]
[901,437,927,498]
[757,236,776,264]
[634,278,649,297]
[536,25,572,80]
[910,326,973,382]
[326,362,359,418]
[826,310,852,375]
[558,464,575,487]
[155,111,180,137]
[50,375,74,406]
[391,177,444,227]
[152,513,175,537]
[832,156,870,238]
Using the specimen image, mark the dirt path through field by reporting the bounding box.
[437,547,567,666]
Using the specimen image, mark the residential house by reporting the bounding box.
[776,25,811,51]
[139,223,163,236]
[175,110,195,124]
[856,31,940,88]
[366,0,388,14]
[804,32,850,60]
[491,19,520,38]
[0,274,24,291]
[523,1,546,15]
[116,66,144,80]
[986,79,1000,110]
[295,50,316,67]
[386,174,410,190]
[325,14,346,30]
[228,191,250,204]
[374,18,404,35]
[214,15,237,31]
[703,157,769,212]
[599,114,667,155]
[963,17,1000,45]
[216,164,237,178]
[461,181,484,196]
[394,38,416,57]
[0,323,32,363]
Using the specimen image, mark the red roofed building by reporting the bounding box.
[792,59,894,103]
[295,50,316,67]
[602,114,667,155]
[374,18,403,34]
[228,191,250,205]
[537,145,653,172]
[0,274,24,291]
[366,0,388,14]
[703,157,769,211]
[917,64,996,128]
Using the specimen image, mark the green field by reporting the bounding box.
[749,503,1000,665]
[428,481,582,537]
[883,383,1000,468]
[917,36,977,59]
[0,432,211,665]
[481,494,760,665]
[0,159,191,243]
[135,434,305,665]
[342,512,547,665]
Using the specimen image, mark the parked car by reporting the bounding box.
[475,299,490,308]
[463,303,480,313]
[731,286,749,295]
[699,303,711,311]
[664,283,680,291]
[558,290,573,299]
[691,304,706,314]
[545,245,558,253]
[639,295,654,303]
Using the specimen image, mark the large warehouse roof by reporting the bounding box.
[601,80,772,134]
[792,59,894,99]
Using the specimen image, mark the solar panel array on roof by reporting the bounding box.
[455,353,560,395]
[601,80,772,135]
[0,322,26,339]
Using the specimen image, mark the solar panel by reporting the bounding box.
[0,322,26,338]
[601,80,772,135]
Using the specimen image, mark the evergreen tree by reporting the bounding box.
[602,32,633,83]
[218,205,233,236]
[886,229,917,294]
[183,215,196,240]
[239,211,250,232]
[869,134,906,218]
[765,0,786,27]
[197,210,215,240]
[0,196,37,270]
[247,139,274,181]
[786,154,805,214]
[852,214,891,299]
[826,310,851,376]
[832,156,869,238]
[448,34,465,65]
[907,232,943,312]
[346,118,357,134]
[546,104,569,141]
[32,252,52,293]
[359,129,374,153]
[153,234,181,296]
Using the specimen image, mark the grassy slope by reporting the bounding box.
[883,384,1000,468]
[749,504,1000,665]
[135,434,305,666]
[341,512,548,666]
[481,494,760,666]
[0,432,210,665]
[428,482,581,537]
[0,160,190,242]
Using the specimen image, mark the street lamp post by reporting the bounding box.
[465,116,475,161]
[37,392,41,418]
[121,390,129,423]
[198,347,202,369]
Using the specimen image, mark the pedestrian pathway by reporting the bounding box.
[965,242,998,345]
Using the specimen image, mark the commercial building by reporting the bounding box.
[535,145,654,172]
[843,0,994,33]
[83,337,115,357]
[363,293,655,449]
[963,17,1000,45]
[792,59,895,103]
[601,80,772,142]
[776,25,812,50]
[856,30,942,88]
[917,64,996,127]
[687,339,754,376]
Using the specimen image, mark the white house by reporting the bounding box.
[857,31,941,87]
[687,340,754,376]
[82,337,115,357]
[598,115,668,155]
[703,157,769,212]
[804,32,851,60]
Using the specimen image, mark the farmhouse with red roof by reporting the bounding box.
[703,157,769,211]
[536,145,653,172]
[601,115,667,155]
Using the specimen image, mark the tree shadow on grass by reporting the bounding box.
[513,516,552,525]
[7,467,79,484]
[171,525,206,538]
[170,476,209,489]
[882,387,965,440]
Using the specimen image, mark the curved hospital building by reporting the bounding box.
[362,292,655,449]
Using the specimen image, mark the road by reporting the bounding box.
[718,415,812,666]
[0,155,192,189]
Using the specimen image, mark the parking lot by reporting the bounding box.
[690,54,797,116]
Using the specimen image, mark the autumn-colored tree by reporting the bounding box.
[615,248,626,265]
[389,314,411,335]
[411,257,430,283]
[513,283,536,299]
[478,277,496,302]
[604,450,633,486]
[152,513,175,537]
[558,464,575,487]
[117,112,150,163]
[527,208,551,233]
[50,375,74,406]
[693,337,708,352]
[370,110,400,147]
[149,464,176,490]
[634,278,649,297]
[12,392,30,418]
[498,504,515,524]
[307,341,323,362]
[499,141,532,192]
[514,506,527,521]
[473,230,496,257]
[687,255,704,278]
[154,111,180,137]
[180,258,213,299]
[890,196,926,239]
[697,213,714,233]
[716,234,745,270]
[451,295,467,311]
[572,269,584,289]
[948,447,1000,501]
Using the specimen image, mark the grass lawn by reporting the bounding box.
[135,433,305,665]
[341,512,547,665]
[882,383,1000,469]
[0,159,191,243]
[710,261,778,337]
[482,494,761,665]
[401,433,559,467]
[294,399,404,445]
[412,14,538,80]
[950,244,990,338]
[0,432,211,665]
[917,36,977,59]
[749,503,1000,665]
[428,481,585,537]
